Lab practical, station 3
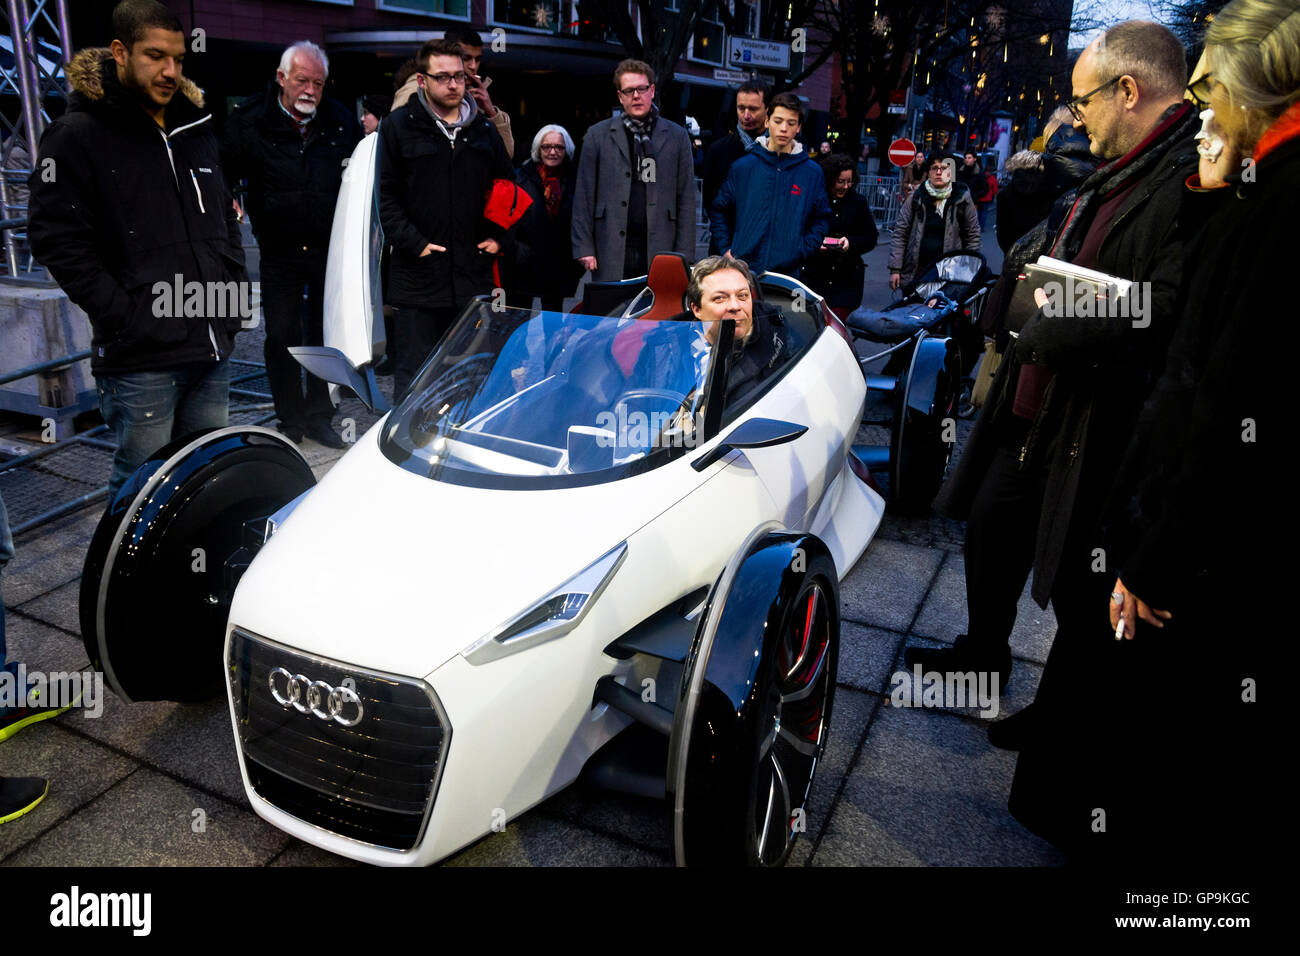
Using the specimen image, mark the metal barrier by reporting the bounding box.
[858,174,903,232]
[0,351,275,535]
[1,174,34,278]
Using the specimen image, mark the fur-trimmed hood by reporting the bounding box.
[67,46,205,108]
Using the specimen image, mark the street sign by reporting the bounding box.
[726,36,790,71]
[714,68,751,83]
[887,89,907,115]
[887,138,918,167]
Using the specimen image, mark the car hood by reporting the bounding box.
[227,424,698,679]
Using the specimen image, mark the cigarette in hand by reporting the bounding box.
[1115,616,1125,641]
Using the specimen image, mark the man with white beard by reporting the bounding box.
[222,41,360,448]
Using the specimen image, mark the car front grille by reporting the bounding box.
[228,628,450,852]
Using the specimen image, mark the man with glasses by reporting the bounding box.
[377,38,516,396]
[572,59,696,281]
[922,22,1200,783]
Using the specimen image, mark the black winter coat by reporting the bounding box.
[27,48,247,377]
[702,130,750,215]
[220,84,360,258]
[508,159,584,304]
[957,165,990,203]
[1105,132,1298,612]
[996,127,1096,253]
[377,98,516,310]
[800,188,878,310]
[935,104,1200,607]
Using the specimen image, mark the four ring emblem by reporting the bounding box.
[268,667,364,727]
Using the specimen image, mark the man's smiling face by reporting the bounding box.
[693,268,754,344]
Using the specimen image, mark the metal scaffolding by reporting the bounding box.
[2,0,72,277]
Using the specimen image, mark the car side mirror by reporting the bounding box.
[690,417,807,472]
[288,345,390,413]
[567,425,615,472]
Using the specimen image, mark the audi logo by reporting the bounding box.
[268,667,364,727]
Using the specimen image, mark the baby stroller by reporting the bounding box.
[845,251,996,514]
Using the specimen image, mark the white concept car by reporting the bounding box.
[79,134,889,866]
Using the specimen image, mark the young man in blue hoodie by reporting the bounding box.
[708,92,831,276]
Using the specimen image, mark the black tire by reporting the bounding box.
[79,427,315,703]
[671,533,840,866]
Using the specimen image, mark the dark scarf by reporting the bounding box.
[539,163,564,219]
[622,105,659,158]
[1051,103,1198,257]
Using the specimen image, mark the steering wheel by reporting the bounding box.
[611,387,700,450]
[614,387,694,410]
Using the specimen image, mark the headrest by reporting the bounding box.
[644,253,691,320]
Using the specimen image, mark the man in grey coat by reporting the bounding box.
[572,59,696,282]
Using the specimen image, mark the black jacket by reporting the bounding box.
[27,48,247,377]
[220,84,360,257]
[997,127,1097,254]
[702,130,751,247]
[957,164,990,203]
[936,104,1200,606]
[508,159,584,303]
[800,188,878,310]
[1105,133,1298,612]
[377,96,516,309]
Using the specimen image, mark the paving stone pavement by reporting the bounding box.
[1,216,1065,867]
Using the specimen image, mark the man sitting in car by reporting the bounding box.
[636,255,789,408]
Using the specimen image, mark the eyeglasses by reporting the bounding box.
[539,144,566,152]
[618,84,652,98]
[423,71,467,86]
[1066,76,1121,121]
[1186,73,1215,108]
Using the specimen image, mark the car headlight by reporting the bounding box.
[462,542,628,665]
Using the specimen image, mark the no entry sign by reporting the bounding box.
[888,138,917,167]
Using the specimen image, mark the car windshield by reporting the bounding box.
[379,303,722,488]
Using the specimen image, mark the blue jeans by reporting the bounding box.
[97,359,232,502]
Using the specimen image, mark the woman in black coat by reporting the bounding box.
[801,153,878,317]
[506,124,585,314]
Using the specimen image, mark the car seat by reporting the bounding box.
[612,253,692,376]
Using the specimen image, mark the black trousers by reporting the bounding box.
[392,305,459,399]
[1011,569,1262,864]
[259,254,333,429]
[960,443,1046,660]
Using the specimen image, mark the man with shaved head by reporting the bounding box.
[922,22,1201,843]
[222,41,361,448]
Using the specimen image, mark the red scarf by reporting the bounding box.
[539,164,564,220]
